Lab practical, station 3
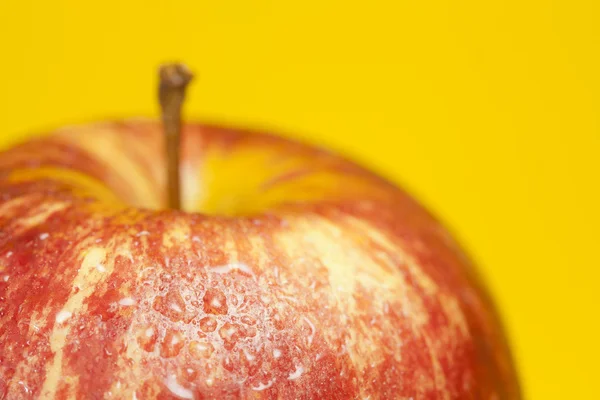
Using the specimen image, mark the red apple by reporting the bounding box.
[0,65,520,399]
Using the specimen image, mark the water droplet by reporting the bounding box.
[153,290,186,322]
[240,315,256,326]
[189,340,214,358]
[203,289,228,315]
[182,367,198,381]
[136,325,158,352]
[243,348,256,362]
[222,355,235,372]
[219,322,240,350]
[233,282,245,292]
[271,311,286,330]
[160,329,185,358]
[241,325,257,338]
[198,316,217,333]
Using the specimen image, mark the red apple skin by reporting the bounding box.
[0,120,520,399]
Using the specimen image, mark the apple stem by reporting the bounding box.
[158,63,194,210]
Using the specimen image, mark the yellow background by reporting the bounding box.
[1,1,598,398]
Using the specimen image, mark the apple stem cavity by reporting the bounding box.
[158,63,194,210]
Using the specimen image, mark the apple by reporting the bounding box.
[0,64,520,399]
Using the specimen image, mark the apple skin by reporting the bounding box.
[0,120,520,399]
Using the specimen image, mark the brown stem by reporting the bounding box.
[158,63,194,210]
